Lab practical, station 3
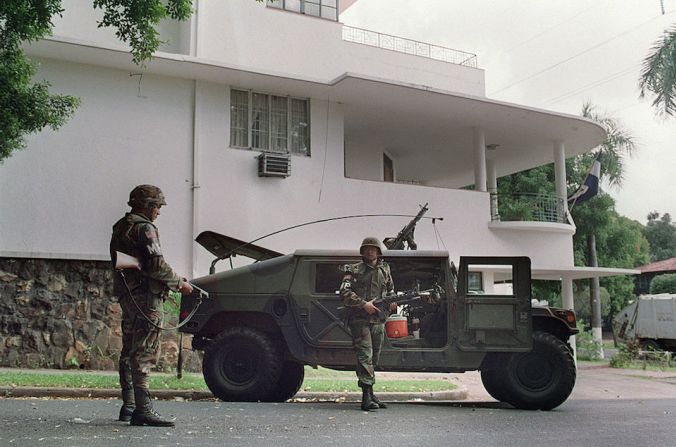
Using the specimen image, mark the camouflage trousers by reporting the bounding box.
[348,319,385,387]
[118,293,164,392]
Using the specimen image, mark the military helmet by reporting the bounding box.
[128,184,167,209]
[360,236,383,256]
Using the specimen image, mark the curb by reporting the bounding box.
[0,386,468,402]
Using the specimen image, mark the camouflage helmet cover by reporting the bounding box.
[360,236,383,256]
[128,184,167,209]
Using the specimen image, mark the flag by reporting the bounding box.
[567,154,601,206]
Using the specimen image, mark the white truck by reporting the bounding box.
[613,294,676,351]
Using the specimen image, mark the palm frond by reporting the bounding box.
[639,24,676,116]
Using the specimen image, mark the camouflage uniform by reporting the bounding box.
[339,259,394,388]
[111,212,183,388]
[110,185,185,426]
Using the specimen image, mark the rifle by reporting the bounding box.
[383,203,429,250]
[338,289,433,319]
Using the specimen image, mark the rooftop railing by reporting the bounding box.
[342,25,478,68]
[491,192,566,223]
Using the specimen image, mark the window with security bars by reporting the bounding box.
[230,89,310,156]
[267,0,338,21]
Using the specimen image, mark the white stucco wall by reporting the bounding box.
[197,0,484,95]
[48,0,484,96]
[51,0,192,56]
[0,60,573,281]
[0,59,195,276]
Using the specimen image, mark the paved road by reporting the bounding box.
[1,367,675,447]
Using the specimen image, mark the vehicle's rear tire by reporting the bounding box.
[480,354,511,403]
[640,339,662,351]
[265,361,305,402]
[202,327,282,402]
[501,331,576,411]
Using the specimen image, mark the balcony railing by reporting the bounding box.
[491,192,566,223]
[342,25,478,68]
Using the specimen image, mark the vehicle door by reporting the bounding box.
[456,256,532,352]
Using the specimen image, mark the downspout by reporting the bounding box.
[191,81,200,279]
[190,1,201,279]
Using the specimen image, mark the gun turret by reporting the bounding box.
[383,203,429,250]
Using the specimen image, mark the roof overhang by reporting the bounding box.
[27,37,605,186]
[477,265,641,281]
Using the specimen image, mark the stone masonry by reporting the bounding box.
[0,257,201,373]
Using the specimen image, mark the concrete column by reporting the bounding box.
[553,142,568,221]
[473,127,487,192]
[561,276,577,364]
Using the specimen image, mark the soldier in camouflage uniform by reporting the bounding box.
[110,185,193,427]
[339,237,395,411]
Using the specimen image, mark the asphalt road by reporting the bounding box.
[1,367,675,447]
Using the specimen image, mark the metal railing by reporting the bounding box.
[491,192,566,223]
[342,25,478,68]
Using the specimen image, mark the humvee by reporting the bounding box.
[179,231,578,411]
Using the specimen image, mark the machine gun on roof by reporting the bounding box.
[383,203,429,250]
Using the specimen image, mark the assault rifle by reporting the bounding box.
[383,203,429,250]
[373,289,432,319]
[339,288,433,319]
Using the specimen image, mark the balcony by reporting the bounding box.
[342,25,478,68]
[491,192,566,223]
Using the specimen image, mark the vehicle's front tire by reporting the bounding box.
[265,361,305,402]
[501,331,576,411]
[202,327,282,402]
[480,353,511,403]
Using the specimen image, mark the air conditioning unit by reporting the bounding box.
[257,152,291,178]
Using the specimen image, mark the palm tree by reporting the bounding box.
[579,102,636,187]
[639,24,676,116]
[574,102,636,358]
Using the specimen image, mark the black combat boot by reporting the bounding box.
[119,389,135,421]
[369,387,387,409]
[130,388,175,427]
[360,384,379,411]
[118,361,135,422]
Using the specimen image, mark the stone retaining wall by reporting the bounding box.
[0,257,201,373]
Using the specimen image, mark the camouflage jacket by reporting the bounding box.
[339,260,394,323]
[110,212,183,297]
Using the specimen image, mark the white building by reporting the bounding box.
[0,0,636,309]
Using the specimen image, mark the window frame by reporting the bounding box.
[267,0,339,22]
[230,88,311,156]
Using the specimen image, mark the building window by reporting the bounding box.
[383,153,394,182]
[267,0,338,22]
[468,272,483,293]
[230,89,310,156]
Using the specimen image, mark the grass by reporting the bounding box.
[0,367,457,393]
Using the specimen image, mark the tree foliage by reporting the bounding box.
[643,212,676,262]
[639,24,676,117]
[649,273,676,294]
[93,0,193,65]
[497,103,648,320]
[0,0,193,163]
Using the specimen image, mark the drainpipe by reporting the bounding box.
[191,81,201,279]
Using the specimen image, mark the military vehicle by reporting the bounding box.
[179,230,578,411]
[613,294,676,351]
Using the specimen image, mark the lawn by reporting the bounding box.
[0,367,457,393]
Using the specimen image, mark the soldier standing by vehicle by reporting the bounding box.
[110,185,193,427]
[339,237,395,411]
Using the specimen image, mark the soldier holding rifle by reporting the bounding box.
[339,237,396,411]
